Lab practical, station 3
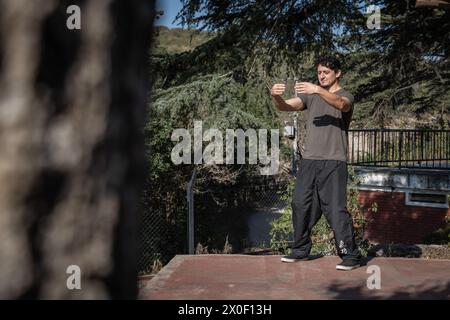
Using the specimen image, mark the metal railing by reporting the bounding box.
[348,129,450,169]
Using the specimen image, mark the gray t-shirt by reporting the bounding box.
[297,89,354,162]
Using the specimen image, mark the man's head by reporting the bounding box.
[315,55,342,88]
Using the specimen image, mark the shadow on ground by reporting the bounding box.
[326,279,450,300]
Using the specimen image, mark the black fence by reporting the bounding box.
[138,176,291,275]
[348,129,450,169]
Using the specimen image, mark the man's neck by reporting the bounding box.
[323,82,341,93]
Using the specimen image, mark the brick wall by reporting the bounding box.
[358,190,449,244]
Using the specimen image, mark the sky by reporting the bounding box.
[155,0,186,28]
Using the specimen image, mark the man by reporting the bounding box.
[271,55,361,271]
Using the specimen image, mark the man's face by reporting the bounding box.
[317,64,341,88]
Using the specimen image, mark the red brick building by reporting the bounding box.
[355,167,449,244]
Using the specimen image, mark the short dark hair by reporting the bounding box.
[315,55,341,72]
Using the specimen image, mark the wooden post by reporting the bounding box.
[187,168,197,255]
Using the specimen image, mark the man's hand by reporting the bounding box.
[296,82,319,95]
[271,83,304,111]
[271,83,286,97]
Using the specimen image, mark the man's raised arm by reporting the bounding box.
[296,82,352,112]
[315,86,352,112]
[270,83,305,111]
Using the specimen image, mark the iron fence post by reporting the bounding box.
[187,168,197,254]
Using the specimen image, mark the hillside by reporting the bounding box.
[153,26,214,55]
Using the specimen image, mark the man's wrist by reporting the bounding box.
[314,85,322,95]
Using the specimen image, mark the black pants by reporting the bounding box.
[291,159,360,260]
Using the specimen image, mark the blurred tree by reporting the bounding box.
[0,0,154,299]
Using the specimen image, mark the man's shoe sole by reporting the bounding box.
[336,264,360,271]
[281,257,309,263]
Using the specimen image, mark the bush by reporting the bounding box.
[423,215,450,245]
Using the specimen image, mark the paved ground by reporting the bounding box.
[139,254,450,300]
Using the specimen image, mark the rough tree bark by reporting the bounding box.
[0,0,154,299]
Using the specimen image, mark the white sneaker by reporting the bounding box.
[336,259,361,270]
[281,255,309,263]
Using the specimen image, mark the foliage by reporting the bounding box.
[423,215,450,245]
[269,181,295,253]
[153,26,214,55]
[171,0,450,128]
[176,0,364,62]
[145,71,290,257]
[195,235,233,254]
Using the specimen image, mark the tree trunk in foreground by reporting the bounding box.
[0,0,154,299]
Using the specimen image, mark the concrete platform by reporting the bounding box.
[139,255,450,300]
